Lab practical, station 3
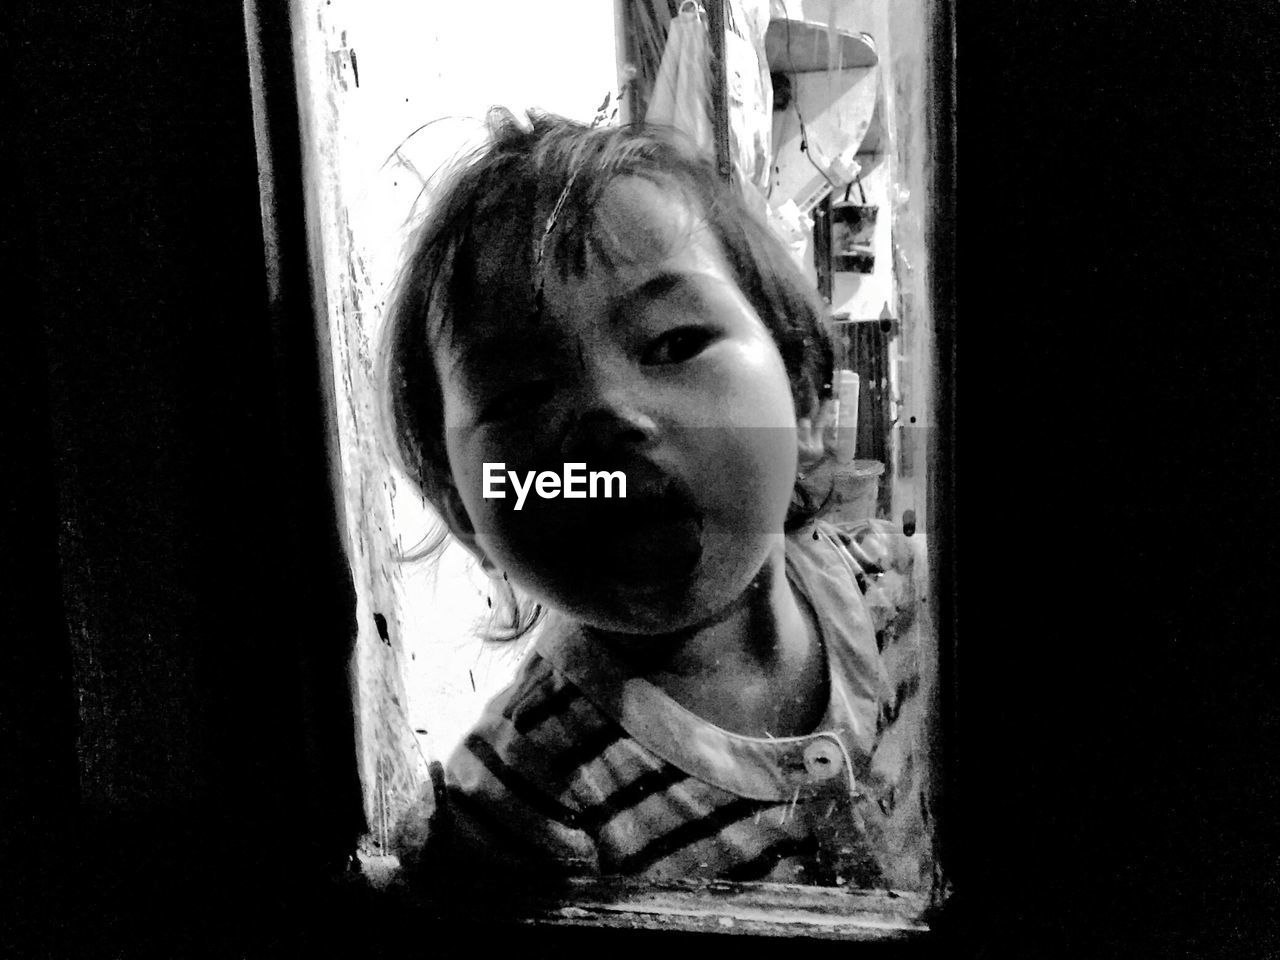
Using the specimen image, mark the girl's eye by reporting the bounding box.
[478,381,555,423]
[642,327,718,365]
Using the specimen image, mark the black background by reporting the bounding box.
[3,1,1277,956]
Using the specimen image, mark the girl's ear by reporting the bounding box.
[440,485,498,574]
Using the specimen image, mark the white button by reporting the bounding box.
[802,739,844,780]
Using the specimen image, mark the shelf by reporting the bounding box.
[765,18,877,74]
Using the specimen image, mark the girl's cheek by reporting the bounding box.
[718,351,797,428]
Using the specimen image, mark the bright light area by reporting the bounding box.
[298,0,621,766]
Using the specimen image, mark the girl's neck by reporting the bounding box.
[598,544,829,737]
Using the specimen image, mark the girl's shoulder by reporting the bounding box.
[792,518,924,644]
[815,517,920,578]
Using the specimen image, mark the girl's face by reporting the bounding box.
[436,177,800,636]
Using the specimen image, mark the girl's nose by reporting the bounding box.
[560,373,659,463]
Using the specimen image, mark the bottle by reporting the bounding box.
[835,369,860,464]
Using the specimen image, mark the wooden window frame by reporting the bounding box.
[244,0,957,943]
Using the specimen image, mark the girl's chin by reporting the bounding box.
[552,533,783,637]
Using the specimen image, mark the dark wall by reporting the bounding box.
[2,1,1275,957]
[956,3,1279,958]
[2,2,363,952]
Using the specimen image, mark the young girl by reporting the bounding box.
[382,109,928,891]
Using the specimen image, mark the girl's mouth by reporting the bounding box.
[569,472,706,584]
[604,511,704,584]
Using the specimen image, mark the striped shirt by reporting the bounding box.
[424,520,930,890]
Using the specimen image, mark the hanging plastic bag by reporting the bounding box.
[647,0,773,209]
[645,1,713,153]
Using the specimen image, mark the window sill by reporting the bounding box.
[362,855,937,941]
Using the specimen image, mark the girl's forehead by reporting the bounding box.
[461,176,706,323]
[590,176,701,267]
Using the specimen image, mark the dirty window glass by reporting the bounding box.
[292,0,947,924]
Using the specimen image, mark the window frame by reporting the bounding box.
[247,0,958,941]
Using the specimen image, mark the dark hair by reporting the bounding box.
[381,108,834,638]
